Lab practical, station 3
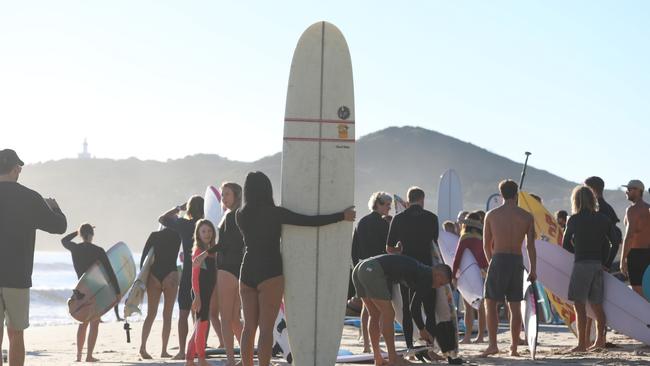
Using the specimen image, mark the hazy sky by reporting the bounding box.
[1,1,648,188]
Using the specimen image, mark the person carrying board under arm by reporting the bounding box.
[62,224,121,362]
[562,186,616,352]
[480,179,536,358]
[0,149,68,366]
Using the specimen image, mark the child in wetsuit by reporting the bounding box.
[61,223,120,363]
[186,219,217,366]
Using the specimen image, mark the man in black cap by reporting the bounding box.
[0,149,67,366]
[621,179,650,298]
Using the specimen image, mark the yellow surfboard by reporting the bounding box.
[518,192,578,336]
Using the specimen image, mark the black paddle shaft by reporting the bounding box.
[519,152,532,189]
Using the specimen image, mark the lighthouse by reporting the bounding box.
[78,138,91,159]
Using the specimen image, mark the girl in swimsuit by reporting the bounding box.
[195,182,244,365]
[186,219,217,366]
[235,171,355,366]
[139,227,181,359]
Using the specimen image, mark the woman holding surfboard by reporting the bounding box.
[451,212,488,344]
[235,171,355,366]
[562,186,615,351]
[194,182,244,366]
[61,224,120,363]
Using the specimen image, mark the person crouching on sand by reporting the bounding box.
[563,186,616,351]
[186,219,217,366]
[352,253,452,366]
[61,224,120,363]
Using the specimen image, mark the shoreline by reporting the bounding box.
[6,318,648,365]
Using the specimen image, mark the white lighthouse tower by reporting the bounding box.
[78,138,91,159]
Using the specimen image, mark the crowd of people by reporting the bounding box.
[2,147,650,366]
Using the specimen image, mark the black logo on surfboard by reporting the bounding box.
[337,106,350,120]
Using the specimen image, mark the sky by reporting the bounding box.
[1,1,649,189]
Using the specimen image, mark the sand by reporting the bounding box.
[3,320,648,365]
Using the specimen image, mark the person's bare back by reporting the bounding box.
[484,202,535,258]
[625,201,650,250]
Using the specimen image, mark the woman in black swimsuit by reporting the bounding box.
[235,172,355,366]
[139,227,182,359]
[194,182,244,365]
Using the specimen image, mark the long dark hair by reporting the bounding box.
[237,172,274,231]
[242,171,275,208]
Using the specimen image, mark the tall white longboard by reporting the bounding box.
[437,169,463,229]
[281,22,355,366]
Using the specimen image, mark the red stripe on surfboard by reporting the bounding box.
[284,137,355,143]
[284,118,355,125]
[209,186,222,202]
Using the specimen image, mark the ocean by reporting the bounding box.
[30,251,179,326]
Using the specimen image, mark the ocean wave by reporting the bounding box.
[30,288,73,305]
[33,262,73,271]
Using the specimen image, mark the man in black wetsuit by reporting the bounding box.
[584,176,623,271]
[351,192,392,352]
[0,149,67,366]
[385,188,436,343]
[62,224,121,362]
[352,254,452,366]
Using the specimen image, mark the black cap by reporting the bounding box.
[0,149,24,171]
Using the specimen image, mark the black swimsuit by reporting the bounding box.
[235,205,344,288]
[61,232,120,295]
[160,216,198,311]
[208,210,244,278]
[141,228,181,283]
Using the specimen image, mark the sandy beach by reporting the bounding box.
[6,319,647,365]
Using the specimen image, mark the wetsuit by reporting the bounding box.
[186,247,216,361]
[562,210,616,265]
[351,211,389,266]
[207,210,244,278]
[61,232,120,296]
[236,205,344,288]
[160,216,198,311]
[597,197,623,269]
[385,204,442,349]
[141,227,181,282]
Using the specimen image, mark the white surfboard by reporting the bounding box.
[204,185,225,232]
[123,247,155,318]
[485,193,503,211]
[522,269,538,360]
[273,303,293,363]
[281,21,355,366]
[438,231,484,309]
[524,239,650,346]
[437,169,463,228]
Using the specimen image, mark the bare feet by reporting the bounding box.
[478,345,499,358]
[198,358,211,366]
[173,351,186,360]
[139,349,152,359]
[569,345,587,353]
[161,351,172,358]
[86,356,99,362]
[185,360,196,366]
[460,337,472,344]
[510,348,521,357]
[75,354,82,362]
[395,355,414,365]
[517,338,527,345]
[588,339,606,351]
[363,346,371,354]
[472,337,485,344]
[427,351,445,361]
